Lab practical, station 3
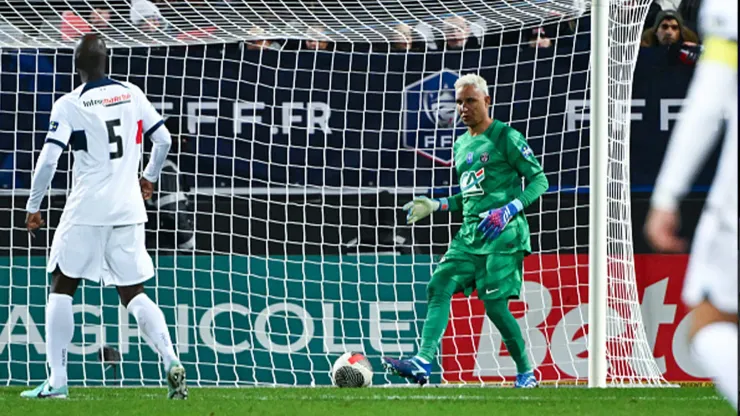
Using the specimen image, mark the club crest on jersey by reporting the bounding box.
[459,168,485,196]
[520,145,533,158]
[466,152,473,164]
[480,152,489,163]
[49,121,59,132]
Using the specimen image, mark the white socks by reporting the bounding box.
[127,294,178,369]
[691,322,738,410]
[414,356,430,365]
[46,293,74,388]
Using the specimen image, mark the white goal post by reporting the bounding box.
[0,0,670,387]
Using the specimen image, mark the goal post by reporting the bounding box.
[588,0,608,389]
[0,0,670,387]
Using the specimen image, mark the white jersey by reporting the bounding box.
[700,0,737,42]
[699,0,738,231]
[44,78,164,226]
[651,0,738,232]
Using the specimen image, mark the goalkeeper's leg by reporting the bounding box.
[383,248,477,384]
[479,252,537,388]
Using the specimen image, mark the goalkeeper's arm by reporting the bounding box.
[438,168,547,213]
[403,168,547,224]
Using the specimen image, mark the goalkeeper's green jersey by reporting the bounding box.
[444,120,548,255]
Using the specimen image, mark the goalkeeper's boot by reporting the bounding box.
[514,371,538,388]
[166,359,188,399]
[381,356,431,385]
[20,379,68,399]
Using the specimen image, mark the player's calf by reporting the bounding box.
[688,300,738,409]
[124,289,187,398]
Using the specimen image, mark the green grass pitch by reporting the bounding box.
[0,386,733,416]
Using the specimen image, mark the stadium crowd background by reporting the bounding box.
[0,0,713,187]
[0,0,723,252]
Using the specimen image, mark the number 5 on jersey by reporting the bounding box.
[106,118,123,160]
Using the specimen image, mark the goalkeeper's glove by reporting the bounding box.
[402,196,448,224]
[478,200,523,240]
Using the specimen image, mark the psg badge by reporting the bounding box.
[466,152,474,164]
[480,152,489,163]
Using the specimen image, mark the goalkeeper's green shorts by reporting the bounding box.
[433,245,525,301]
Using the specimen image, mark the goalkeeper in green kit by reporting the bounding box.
[382,74,547,388]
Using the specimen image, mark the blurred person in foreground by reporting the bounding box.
[644,0,737,410]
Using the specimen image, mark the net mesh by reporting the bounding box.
[0,0,669,387]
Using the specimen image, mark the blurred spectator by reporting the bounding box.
[644,1,664,31]
[641,10,701,66]
[60,10,90,42]
[524,27,553,49]
[554,16,591,52]
[130,0,164,33]
[677,0,702,35]
[390,23,414,52]
[368,23,425,53]
[304,25,332,51]
[437,16,480,50]
[641,10,698,47]
[245,26,281,51]
[88,8,111,33]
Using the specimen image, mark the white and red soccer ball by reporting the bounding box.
[331,352,373,388]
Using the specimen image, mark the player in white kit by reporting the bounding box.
[22,34,188,400]
[645,0,737,409]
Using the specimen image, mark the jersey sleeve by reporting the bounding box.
[700,0,737,42]
[650,0,737,211]
[698,0,737,69]
[44,97,74,149]
[132,84,165,137]
[503,128,548,208]
[503,128,543,181]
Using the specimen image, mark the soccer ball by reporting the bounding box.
[331,352,373,388]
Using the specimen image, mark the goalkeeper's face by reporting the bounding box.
[455,85,491,127]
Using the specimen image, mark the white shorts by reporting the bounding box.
[47,222,154,287]
[682,211,738,314]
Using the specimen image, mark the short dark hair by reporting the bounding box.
[74,33,107,75]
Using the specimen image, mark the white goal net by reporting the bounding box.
[0,0,668,387]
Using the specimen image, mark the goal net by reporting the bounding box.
[0,0,668,387]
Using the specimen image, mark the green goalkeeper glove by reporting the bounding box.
[402,196,449,224]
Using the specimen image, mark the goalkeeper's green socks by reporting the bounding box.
[415,279,461,363]
[414,280,531,375]
[483,299,532,374]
